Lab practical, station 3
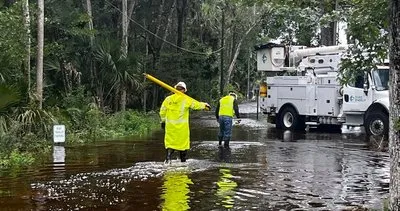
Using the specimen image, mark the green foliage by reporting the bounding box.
[102,110,158,139]
[339,0,389,84]
[0,2,25,84]
[1,0,392,169]
[94,39,142,107]
[0,119,50,165]
[394,118,400,132]
[0,150,35,168]
[0,83,22,113]
[383,198,389,211]
[15,106,55,136]
[262,1,321,46]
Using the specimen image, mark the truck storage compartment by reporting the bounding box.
[267,76,308,85]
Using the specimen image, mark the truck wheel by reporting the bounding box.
[365,112,388,136]
[278,107,303,130]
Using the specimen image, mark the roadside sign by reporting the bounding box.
[53,125,66,143]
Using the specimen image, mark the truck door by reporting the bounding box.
[342,73,372,113]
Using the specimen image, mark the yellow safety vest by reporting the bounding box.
[216,168,237,209]
[160,94,206,150]
[218,95,235,117]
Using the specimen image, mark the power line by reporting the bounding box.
[104,0,223,55]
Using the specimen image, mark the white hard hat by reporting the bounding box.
[229,92,237,99]
[174,81,187,92]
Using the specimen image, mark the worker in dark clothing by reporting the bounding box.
[215,92,240,148]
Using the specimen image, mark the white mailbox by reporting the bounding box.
[255,43,285,71]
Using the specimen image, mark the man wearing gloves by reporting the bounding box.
[215,91,240,148]
[160,81,210,164]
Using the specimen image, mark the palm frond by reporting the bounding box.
[0,83,22,113]
[45,59,62,72]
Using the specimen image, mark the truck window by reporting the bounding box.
[349,74,364,89]
[372,69,389,91]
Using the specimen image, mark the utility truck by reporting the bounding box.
[255,43,389,136]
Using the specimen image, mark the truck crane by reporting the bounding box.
[255,43,389,136]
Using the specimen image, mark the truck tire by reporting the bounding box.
[365,112,389,136]
[278,107,304,130]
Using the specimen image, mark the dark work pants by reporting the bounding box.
[165,148,187,162]
[218,116,233,147]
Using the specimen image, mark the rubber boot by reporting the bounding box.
[218,136,223,147]
[224,138,230,148]
[179,150,187,162]
[164,148,174,164]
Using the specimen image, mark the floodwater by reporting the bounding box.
[0,103,389,210]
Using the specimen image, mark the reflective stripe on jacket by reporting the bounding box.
[218,95,235,117]
[160,93,206,150]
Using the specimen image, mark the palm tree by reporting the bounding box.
[94,40,142,112]
[0,84,21,114]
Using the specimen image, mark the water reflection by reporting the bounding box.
[0,112,391,210]
[218,147,231,163]
[160,171,193,211]
[216,168,237,209]
[53,145,65,167]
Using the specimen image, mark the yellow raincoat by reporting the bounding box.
[160,93,206,150]
[161,171,193,211]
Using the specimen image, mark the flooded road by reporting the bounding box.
[0,103,389,210]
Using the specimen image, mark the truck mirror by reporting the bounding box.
[363,83,368,95]
[363,72,369,95]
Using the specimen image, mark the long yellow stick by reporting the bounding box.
[143,73,200,104]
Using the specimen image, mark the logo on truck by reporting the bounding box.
[350,95,366,102]
[262,54,267,63]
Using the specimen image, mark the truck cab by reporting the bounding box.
[255,43,389,137]
[342,67,389,136]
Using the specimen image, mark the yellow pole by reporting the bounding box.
[143,73,206,107]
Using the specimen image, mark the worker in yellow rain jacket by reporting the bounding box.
[215,92,240,148]
[160,81,210,164]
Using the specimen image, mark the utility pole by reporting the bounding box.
[247,49,251,101]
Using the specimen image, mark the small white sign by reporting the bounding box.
[53,125,66,143]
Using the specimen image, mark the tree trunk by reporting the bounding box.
[220,7,225,96]
[85,0,94,47]
[22,0,30,94]
[320,0,336,46]
[176,0,187,50]
[159,0,176,51]
[114,89,120,112]
[36,0,44,109]
[121,87,127,111]
[226,22,258,85]
[226,41,242,85]
[389,0,400,209]
[155,0,165,37]
[83,0,96,95]
[121,0,128,58]
[120,0,128,111]
[143,19,148,113]
[127,0,137,32]
[320,22,336,46]
[152,86,159,110]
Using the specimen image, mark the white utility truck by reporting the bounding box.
[255,43,389,136]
